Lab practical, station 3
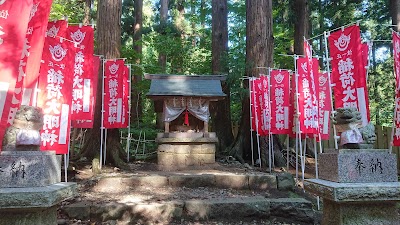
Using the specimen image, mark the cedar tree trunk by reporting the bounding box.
[211,0,234,154]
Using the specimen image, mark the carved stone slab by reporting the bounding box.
[318,149,398,183]
[0,151,61,188]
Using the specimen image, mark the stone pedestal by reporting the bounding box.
[304,179,400,225]
[318,149,398,183]
[156,133,218,170]
[0,151,61,188]
[0,151,76,225]
[305,149,400,225]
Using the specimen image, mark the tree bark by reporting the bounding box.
[131,0,143,123]
[211,0,234,155]
[83,0,92,25]
[80,0,128,170]
[293,0,309,55]
[390,0,400,31]
[158,0,168,72]
[231,0,276,166]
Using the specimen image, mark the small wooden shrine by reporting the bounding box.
[145,74,226,170]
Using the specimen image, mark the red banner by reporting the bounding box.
[67,25,94,120]
[328,25,370,126]
[8,0,53,128]
[0,0,34,150]
[259,75,270,136]
[36,20,75,154]
[318,72,332,140]
[289,73,296,138]
[19,0,53,107]
[297,57,319,134]
[392,31,400,146]
[103,59,125,128]
[270,70,290,134]
[71,55,101,128]
[120,65,130,128]
[250,78,264,135]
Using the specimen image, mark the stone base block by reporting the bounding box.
[304,179,400,225]
[0,182,76,225]
[321,199,398,225]
[0,151,61,188]
[0,206,57,225]
[157,144,215,170]
[318,149,398,183]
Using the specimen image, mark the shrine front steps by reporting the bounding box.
[92,173,280,192]
[61,197,315,225]
[60,172,318,224]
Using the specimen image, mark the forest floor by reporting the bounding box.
[57,156,323,225]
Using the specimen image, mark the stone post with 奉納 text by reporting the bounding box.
[304,108,400,225]
[0,106,76,225]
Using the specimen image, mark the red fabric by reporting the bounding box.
[120,65,130,128]
[318,72,332,140]
[103,59,125,128]
[361,43,369,71]
[250,78,265,135]
[328,25,370,125]
[71,55,101,128]
[36,20,75,154]
[297,57,319,134]
[392,31,400,146]
[67,25,94,120]
[259,75,270,136]
[8,0,53,126]
[184,109,190,126]
[0,0,34,150]
[270,70,290,134]
[288,72,296,138]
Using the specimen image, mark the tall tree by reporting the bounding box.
[80,0,127,169]
[83,0,92,24]
[293,0,309,55]
[230,0,274,165]
[131,0,144,122]
[390,0,400,31]
[211,0,234,154]
[158,0,168,72]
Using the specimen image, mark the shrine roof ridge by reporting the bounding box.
[144,74,227,81]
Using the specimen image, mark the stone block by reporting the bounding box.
[322,199,398,225]
[184,197,270,220]
[318,149,398,183]
[276,172,295,191]
[304,179,400,202]
[269,198,315,224]
[0,206,57,225]
[129,201,184,222]
[0,151,61,188]
[304,179,400,225]
[248,174,277,190]
[168,175,216,187]
[0,182,77,209]
[215,174,248,189]
[62,201,91,220]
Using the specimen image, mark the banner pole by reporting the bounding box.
[267,71,274,170]
[100,59,106,169]
[324,31,339,150]
[64,154,68,182]
[249,77,255,166]
[314,136,321,210]
[286,134,290,170]
[104,128,108,165]
[294,55,301,182]
[126,65,132,162]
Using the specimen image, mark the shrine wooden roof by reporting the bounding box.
[145,74,226,100]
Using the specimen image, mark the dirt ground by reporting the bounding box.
[57,157,321,225]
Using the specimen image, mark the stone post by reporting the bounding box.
[0,106,76,225]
